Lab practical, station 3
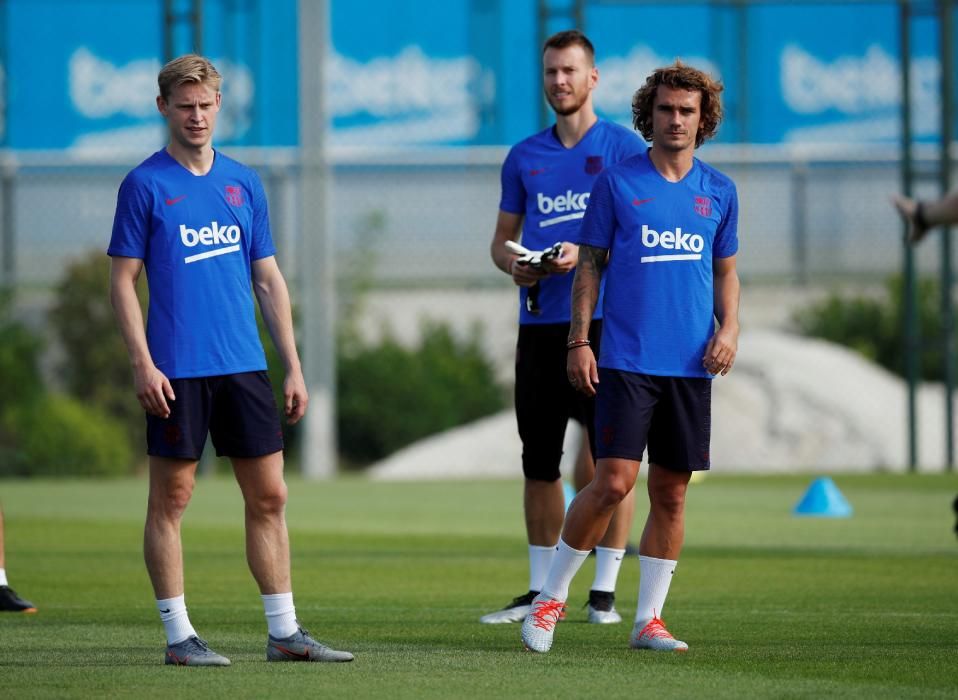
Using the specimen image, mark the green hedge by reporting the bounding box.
[793,275,949,381]
[0,394,132,477]
[337,321,507,466]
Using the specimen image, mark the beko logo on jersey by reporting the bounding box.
[179,221,242,264]
[640,224,704,263]
[537,191,590,228]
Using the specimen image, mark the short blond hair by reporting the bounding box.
[157,54,222,101]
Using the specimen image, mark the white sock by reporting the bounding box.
[157,594,197,645]
[635,555,677,623]
[528,544,557,592]
[0,568,8,587]
[262,592,298,639]
[540,539,590,601]
[590,546,626,593]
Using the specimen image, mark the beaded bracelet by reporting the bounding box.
[566,339,591,350]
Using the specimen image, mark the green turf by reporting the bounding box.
[1,474,956,699]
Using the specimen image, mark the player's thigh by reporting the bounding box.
[147,455,201,511]
[232,450,286,507]
[594,368,659,462]
[146,377,213,460]
[569,320,603,458]
[209,371,284,459]
[515,324,577,480]
[646,376,712,472]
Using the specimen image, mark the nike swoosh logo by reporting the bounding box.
[632,197,654,206]
[165,195,186,205]
[530,168,546,176]
[274,644,309,660]
[614,556,623,561]
[160,608,171,613]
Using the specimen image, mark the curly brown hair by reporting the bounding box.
[631,61,723,148]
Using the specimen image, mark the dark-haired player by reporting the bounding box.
[485,29,641,626]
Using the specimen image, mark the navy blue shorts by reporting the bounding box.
[515,321,602,482]
[594,368,711,472]
[146,371,284,460]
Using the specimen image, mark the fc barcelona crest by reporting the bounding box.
[585,156,604,175]
[225,185,244,207]
[694,195,712,217]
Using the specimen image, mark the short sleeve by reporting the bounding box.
[498,146,525,215]
[107,173,151,259]
[575,170,616,250]
[248,170,277,261]
[714,181,739,259]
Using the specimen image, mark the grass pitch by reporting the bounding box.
[1,473,956,699]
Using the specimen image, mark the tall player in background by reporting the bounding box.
[522,61,739,653]
[484,30,641,626]
[109,55,353,666]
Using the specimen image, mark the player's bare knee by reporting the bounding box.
[149,482,194,521]
[649,487,686,519]
[592,476,631,508]
[247,482,288,517]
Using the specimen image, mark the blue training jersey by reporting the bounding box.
[108,149,276,379]
[499,119,644,325]
[577,149,739,378]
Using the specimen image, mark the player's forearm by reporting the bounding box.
[569,244,605,341]
[110,277,154,369]
[255,278,302,374]
[924,190,958,228]
[713,266,741,331]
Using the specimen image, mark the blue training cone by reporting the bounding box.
[563,481,576,512]
[793,477,852,518]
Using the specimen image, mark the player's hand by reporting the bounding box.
[567,345,599,396]
[283,369,309,424]
[134,364,175,418]
[541,242,577,275]
[703,324,738,376]
[891,194,930,245]
[510,258,548,287]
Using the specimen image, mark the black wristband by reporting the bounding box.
[915,201,929,230]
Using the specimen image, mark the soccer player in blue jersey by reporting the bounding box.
[109,55,353,666]
[521,61,739,653]
[484,30,642,626]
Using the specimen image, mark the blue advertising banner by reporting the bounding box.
[3,0,293,150]
[0,0,946,150]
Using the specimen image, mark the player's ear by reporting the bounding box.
[156,95,168,117]
[214,92,222,110]
[589,66,599,90]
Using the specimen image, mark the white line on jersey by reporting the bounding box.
[640,254,702,263]
[184,245,241,264]
[539,212,585,228]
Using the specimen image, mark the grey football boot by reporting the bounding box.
[267,625,354,662]
[165,636,231,666]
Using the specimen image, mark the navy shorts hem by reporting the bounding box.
[594,368,711,472]
[213,441,284,459]
[146,371,284,460]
